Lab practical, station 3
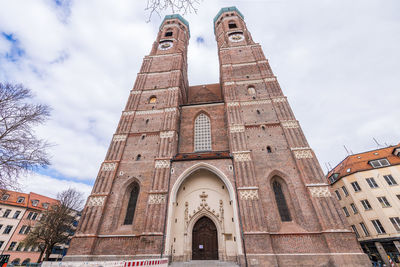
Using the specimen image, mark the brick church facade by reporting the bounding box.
[66,7,370,266]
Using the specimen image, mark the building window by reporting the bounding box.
[361,199,372,210]
[22,259,31,265]
[149,96,157,104]
[351,181,361,192]
[42,203,49,209]
[343,207,350,217]
[13,211,21,219]
[272,181,292,222]
[1,194,9,200]
[8,241,17,250]
[31,199,39,206]
[371,219,386,234]
[16,243,23,251]
[194,113,212,152]
[3,209,11,218]
[267,146,272,153]
[24,226,31,234]
[335,190,341,200]
[3,225,13,234]
[366,177,379,188]
[390,217,400,232]
[377,196,391,208]
[0,241,4,249]
[350,203,358,214]
[27,212,33,219]
[342,186,349,196]
[360,222,370,236]
[228,21,237,29]
[369,158,390,168]
[16,197,25,203]
[383,174,397,186]
[124,183,140,225]
[351,225,360,238]
[165,31,173,37]
[247,86,255,95]
[19,225,27,234]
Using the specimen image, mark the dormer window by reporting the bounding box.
[31,200,39,207]
[394,147,400,157]
[369,158,390,168]
[17,197,25,203]
[42,203,49,209]
[328,173,339,184]
[1,194,9,201]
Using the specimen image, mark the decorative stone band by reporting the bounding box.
[160,131,175,138]
[281,120,299,129]
[272,97,286,103]
[239,189,259,200]
[307,184,332,197]
[233,151,252,162]
[148,193,166,204]
[227,102,239,107]
[229,125,245,133]
[264,77,277,82]
[122,107,177,116]
[241,99,272,106]
[131,87,179,95]
[101,162,117,171]
[292,149,313,159]
[155,160,170,168]
[222,62,257,67]
[87,196,106,206]
[112,134,127,142]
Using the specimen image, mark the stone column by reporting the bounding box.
[375,242,390,267]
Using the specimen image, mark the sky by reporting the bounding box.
[0,0,399,200]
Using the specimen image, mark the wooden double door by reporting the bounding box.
[192,216,218,260]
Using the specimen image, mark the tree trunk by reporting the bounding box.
[38,249,45,263]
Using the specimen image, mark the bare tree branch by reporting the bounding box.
[145,0,201,22]
[0,83,51,190]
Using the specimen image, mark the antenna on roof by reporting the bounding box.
[324,162,330,173]
[373,137,383,148]
[343,145,351,156]
[328,162,333,170]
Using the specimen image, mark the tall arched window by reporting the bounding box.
[124,183,140,225]
[194,113,212,152]
[273,181,292,222]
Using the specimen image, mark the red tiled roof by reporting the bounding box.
[0,190,58,210]
[327,144,400,183]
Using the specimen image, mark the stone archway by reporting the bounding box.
[192,216,218,260]
[166,166,241,262]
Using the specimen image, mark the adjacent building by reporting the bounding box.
[0,190,59,264]
[327,144,400,266]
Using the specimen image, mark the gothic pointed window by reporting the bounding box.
[124,183,139,225]
[273,181,292,222]
[194,113,212,152]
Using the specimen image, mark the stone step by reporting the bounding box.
[169,260,240,267]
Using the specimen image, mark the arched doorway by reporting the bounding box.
[192,216,218,260]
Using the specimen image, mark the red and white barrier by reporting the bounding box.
[42,258,168,267]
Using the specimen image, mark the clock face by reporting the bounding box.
[229,33,244,42]
[158,41,173,50]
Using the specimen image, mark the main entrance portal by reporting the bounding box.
[192,216,218,260]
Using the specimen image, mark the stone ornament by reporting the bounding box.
[148,194,166,204]
[185,192,223,226]
[233,152,251,162]
[122,111,135,116]
[309,186,332,197]
[230,125,245,133]
[272,97,286,103]
[241,99,272,106]
[160,131,174,138]
[281,120,299,129]
[130,91,141,95]
[87,196,106,206]
[136,109,163,115]
[101,163,116,171]
[239,189,259,200]
[293,150,313,159]
[227,102,239,107]
[155,160,170,168]
[264,77,276,82]
[112,135,127,142]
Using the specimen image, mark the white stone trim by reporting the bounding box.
[240,99,272,106]
[272,97,286,103]
[227,102,239,107]
[147,53,181,58]
[148,194,166,204]
[264,77,277,82]
[281,120,299,129]
[112,135,127,142]
[233,152,251,162]
[87,196,106,206]
[291,147,311,151]
[155,160,170,168]
[222,62,257,67]
[101,163,116,171]
[160,131,174,138]
[293,150,313,159]
[236,79,264,85]
[230,124,245,133]
[122,111,135,116]
[308,186,332,197]
[131,87,179,95]
[239,189,259,200]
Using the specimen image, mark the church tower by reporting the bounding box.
[66,7,370,266]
